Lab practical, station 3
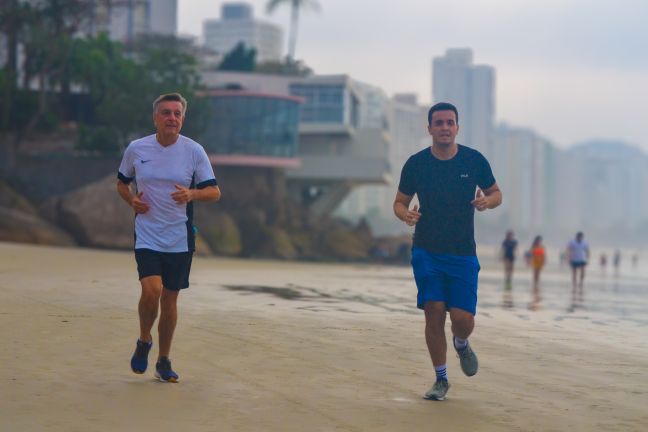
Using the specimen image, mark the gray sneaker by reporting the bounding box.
[424,379,450,400]
[455,337,479,376]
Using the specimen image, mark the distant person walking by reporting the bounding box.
[599,253,608,276]
[530,236,546,285]
[501,230,518,289]
[117,93,221,382]
[393,102,502,401]
[566,232,590,302]
[613,249,621,277]
[529,236,546,310]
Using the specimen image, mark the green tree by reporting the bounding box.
[1,2,207,157]
[135,34,208,143]
[218,42,257,72]
[266,0,320,62]
[18,0,91,138]
[70,33,208,154]
[0,0,35,130]
[256,57,313,76]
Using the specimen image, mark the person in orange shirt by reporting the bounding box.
[529,236,546,310]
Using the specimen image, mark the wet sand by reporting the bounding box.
[1,242,647,431]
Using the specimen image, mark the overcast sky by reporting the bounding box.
[178,0,648,150]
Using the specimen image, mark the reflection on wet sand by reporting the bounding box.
[528,281,542,311]
[568,284,585,313]
[502,283,514,309]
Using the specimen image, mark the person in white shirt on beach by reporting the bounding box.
[566,232,590,302]
[117,93,221,382]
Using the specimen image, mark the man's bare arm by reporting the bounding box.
[472,183,502,211]
[393,191,420,226]
[171,185,220,204]
[117,180,149,214]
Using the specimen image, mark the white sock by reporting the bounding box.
[454,336,468,350]
[434,364,448,381]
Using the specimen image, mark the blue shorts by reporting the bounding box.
[411,247,480,315]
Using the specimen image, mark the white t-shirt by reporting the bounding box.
[567,239,589,263]
[118,134,217,252]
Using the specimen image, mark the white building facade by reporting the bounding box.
[203,3,283,62]
[90,0,177,43]
[432,48,495,157]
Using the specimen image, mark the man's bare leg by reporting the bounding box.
[139,276,163,342]
[424,301,447,366]
[158,288,179,359]
[131,275,162,374]
[449,307,478,376]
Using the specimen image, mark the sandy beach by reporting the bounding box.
[1,242,647,431]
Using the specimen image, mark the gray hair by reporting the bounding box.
[152,93,187,115]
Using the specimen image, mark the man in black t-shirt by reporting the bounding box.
[393,102,502,401]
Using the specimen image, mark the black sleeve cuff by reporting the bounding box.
[397,188,415,197]
[117,172,134,184]
[196,178,218,189]
[481,180,496,190]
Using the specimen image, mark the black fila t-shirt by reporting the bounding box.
[398,144,496,256]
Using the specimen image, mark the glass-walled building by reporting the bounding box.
[289,83,359,127]
[201,91,301,161]
[198,72,390,216]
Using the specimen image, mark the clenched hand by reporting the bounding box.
[131,192,150,214]
[171,184,194,204]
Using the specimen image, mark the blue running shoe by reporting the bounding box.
[130,339,152,374]
[155,357,179,383]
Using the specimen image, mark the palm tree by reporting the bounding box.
[266,0,320,62]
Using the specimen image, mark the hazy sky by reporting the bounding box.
[178,0,648,150]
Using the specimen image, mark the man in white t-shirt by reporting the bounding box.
[566,231,590,300]
[117,93,221,382]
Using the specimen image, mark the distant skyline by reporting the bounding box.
[178,0,648,151]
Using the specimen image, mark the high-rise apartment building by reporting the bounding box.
[564,141,648,230]
[432,48,495,156]
[491,124,550,232]
[90,0,177,43]
[149,0,177,35]
[203,2,283,62]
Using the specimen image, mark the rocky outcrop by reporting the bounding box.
[0,181,76,246]
[194,208,242,256]
[255,226,297,260]
[0,181,38,214]
[42,175,135,249]
[0,206,76,246]
[2,166,378,262]
[318,218,373,261]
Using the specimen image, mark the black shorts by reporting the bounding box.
[135,248,193,290]
[570,261,587,269]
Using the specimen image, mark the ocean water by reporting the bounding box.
[475,246,648,327]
